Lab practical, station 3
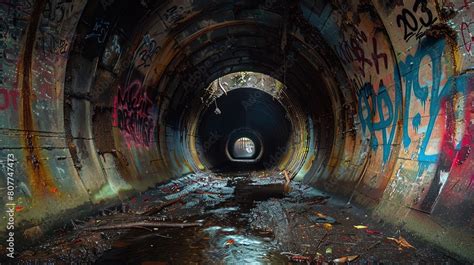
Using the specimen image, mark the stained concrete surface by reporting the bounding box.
[9,172,466,264]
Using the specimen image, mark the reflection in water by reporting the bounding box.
[204,226,285,265]
[95,180,289,265]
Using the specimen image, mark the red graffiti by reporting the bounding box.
[113,80,155,147]
[460,21,473,54]
[0,88,18,111]
[435,76,474,209]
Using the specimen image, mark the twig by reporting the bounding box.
[142,197,184,216]
[154,233,172,239]
[361,240,381,255]
[84,222,202,231]
[315,232,329,251]
[281,252,302,256]
[134,226,153,231]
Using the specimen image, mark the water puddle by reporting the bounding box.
[95,178,289,264]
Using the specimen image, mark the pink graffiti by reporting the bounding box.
[0,88,18,111]
[461,21,473,54]
[113,80,155,147]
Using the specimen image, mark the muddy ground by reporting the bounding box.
[7,172,466,264]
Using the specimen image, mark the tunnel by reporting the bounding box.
[0,0,473,263]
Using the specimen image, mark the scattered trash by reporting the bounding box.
[322,223,333,231]
[281,252,311,262]
[141,197,184,215]
[306,195,330,205]
[17,172,453,264]
[312,212,336,223]
[224,239,235,246]
[289,255,311,262]
[84,221,203,231]
[333,255,359,263]
[325,247,333,254]
[387,236,416,250]
[366,229,382,235]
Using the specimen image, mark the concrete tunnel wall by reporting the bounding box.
[0,0,472,260]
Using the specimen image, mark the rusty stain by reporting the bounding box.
[17,0,59,201]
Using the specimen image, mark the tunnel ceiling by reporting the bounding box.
[0,0,473,261]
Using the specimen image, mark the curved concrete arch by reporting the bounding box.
[0,0,472,261]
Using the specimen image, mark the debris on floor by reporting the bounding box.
[14,172,463,264]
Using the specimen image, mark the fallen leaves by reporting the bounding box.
[387,236,415,250]
[353,225,368,229]
[366,229,382,235]
[325,247,333,254]
[224,239,235,246]
[322,223,333,231]
[313,212,336,223]
[333,255,359,263]
[289,255,311,262]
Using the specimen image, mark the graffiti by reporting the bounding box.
[37,29,69,57]
[85,18,110,44]
[100,0,114,10]
[336,30,388,77]
[43,0,74,24]
[357,38,461,172]
[399,39,453,174]
[102,35,121,67]
[460,21,473,55]
[111,34,121,53]
[0,0,31,85]
[161,5,190,25]
[396,0,438,42]
[1,45,16,63]
[113,80,155,147]
[0,88,18,111]
[0,0,31,40]
[357,80,401,164]
[135,34,160,68]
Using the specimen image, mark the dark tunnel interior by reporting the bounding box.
[0,0,472,263]
[197,87,292,172]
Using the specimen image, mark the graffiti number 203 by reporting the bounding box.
[396,0,437,42]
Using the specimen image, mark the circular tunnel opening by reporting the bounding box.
[196,86,292,172]
[232,137,256,159]
[226,129,263,162]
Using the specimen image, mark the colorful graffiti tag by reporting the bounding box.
[357,80,401,164]
[113,80,156,147]
[356,38,467,175]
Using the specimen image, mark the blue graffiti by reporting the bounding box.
[357,79,401,164]
[399,38,454,174]
[357,38,462,172]
[412,113,421,133]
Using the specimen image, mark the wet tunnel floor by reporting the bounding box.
[18,173,463,264]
